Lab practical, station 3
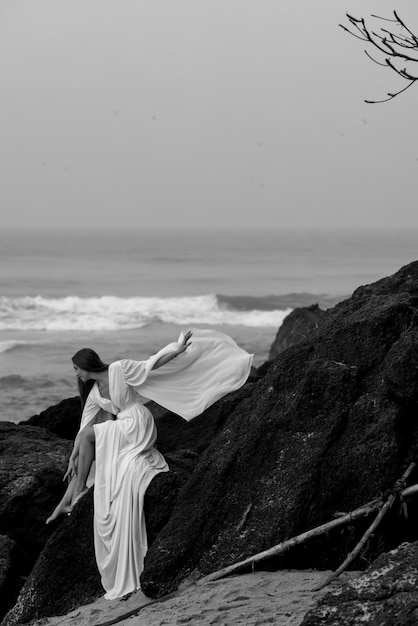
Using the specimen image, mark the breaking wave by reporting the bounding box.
[0,340,42,353]
[0,294,302,331]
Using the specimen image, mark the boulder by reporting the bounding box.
[154,384,254,455]
[302,541,418,626]
[0,423,71,621]
[144,450,200,546]
[23,397,81,440]
[0,536,21,618]
[0,423,71,570]
[1,490,99,626]
[1,452,196,625]
[140,261,418,598]
[269,304,326,359]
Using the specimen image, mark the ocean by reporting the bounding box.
[1,228,417,424]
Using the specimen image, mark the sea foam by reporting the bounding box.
[0,340,41,353]
[0,294,292,331]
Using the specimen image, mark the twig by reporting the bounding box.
[365,80,416,104]
[313,462,416,591]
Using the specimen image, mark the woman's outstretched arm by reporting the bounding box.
[151,330,192,370]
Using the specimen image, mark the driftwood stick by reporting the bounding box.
[313,462,417,592]
[312,500,394,591]
[195,499,384,586]
[401,483,418,499]
[400,483,418,519]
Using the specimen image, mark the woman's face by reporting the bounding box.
[73,363,90,382]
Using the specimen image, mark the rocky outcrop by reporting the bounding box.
[140,262,418,597]
[269,303,326,359]
[302,541,418,625]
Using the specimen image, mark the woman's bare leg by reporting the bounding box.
[46,475,76,524]
[71,424,96,508]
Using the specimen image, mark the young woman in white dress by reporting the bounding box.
[46,329,253,600]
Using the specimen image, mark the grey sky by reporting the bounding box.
[1,0,417,230]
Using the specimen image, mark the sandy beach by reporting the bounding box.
[32,569,358,626]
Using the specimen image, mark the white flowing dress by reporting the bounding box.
[77,329,253,600]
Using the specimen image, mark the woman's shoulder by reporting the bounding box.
[114,358,146,367]
[109,359,138,374]
[109,360,127,370]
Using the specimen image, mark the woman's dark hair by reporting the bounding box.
[72,348,108,408]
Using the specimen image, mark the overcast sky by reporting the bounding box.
[1,0,417,230]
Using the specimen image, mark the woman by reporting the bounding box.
[47,328,253,600]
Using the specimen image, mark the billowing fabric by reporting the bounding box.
[78,328,253,600]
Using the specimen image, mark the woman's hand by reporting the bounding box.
[178,330,193,355]
[151,331,193,370]
[63,457,77,483]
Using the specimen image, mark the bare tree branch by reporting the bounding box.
[394,10,418,44]
[364,50,388,67]
[380,29,416,50]
[341,12,418,103]
[370,14,398,23]
[364,81,416,105]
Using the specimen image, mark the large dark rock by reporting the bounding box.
[0,536,21,618]
[302,541,418,625]
[269,304,326,359]
[0,423,71,570]
[154,384,255,455]
[144,450,200,546]
[1,452,196,625]
[140,261,418,598]
[0,423,71,621]
[1,490,99,626]
[23,397,81,440]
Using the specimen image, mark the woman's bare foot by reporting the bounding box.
[46,502,72,525]
[71,487,89,509]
